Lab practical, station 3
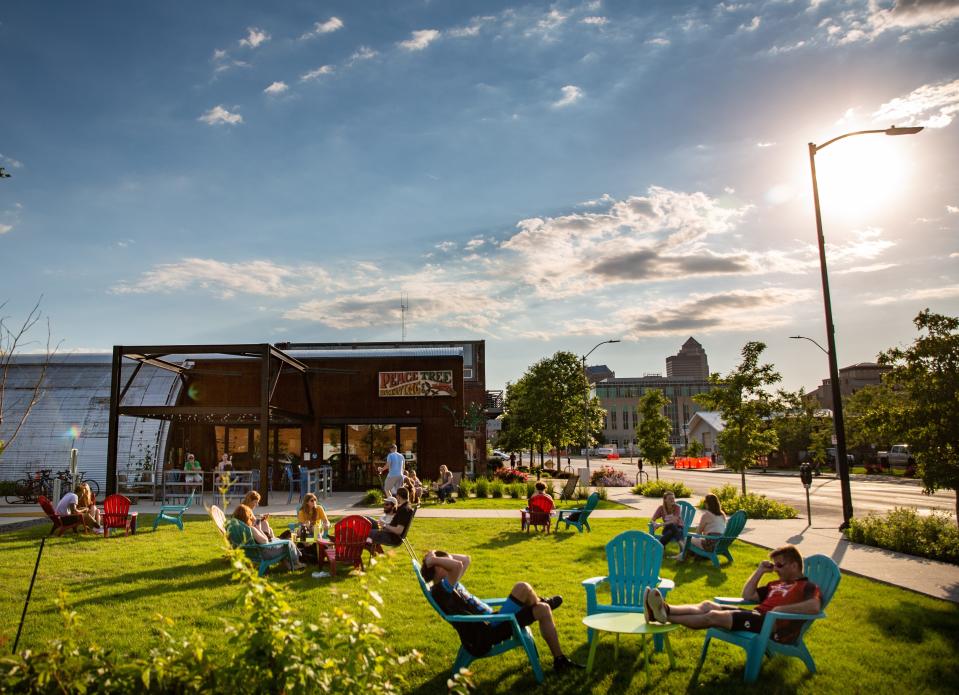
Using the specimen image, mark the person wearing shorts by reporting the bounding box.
[644,545,822,644]
[422,550,584,673]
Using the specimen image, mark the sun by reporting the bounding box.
[813,136,916,220]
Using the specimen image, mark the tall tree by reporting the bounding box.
[772,390,831,467]
[879,310,959,525]
[635,389,673,481]
[497,379,537,459]
[843,382,904,452]
[694,341,780,494]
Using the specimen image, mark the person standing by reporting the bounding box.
[379,444,406,495]
[509,452,516,469]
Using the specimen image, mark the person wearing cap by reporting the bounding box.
[369,487,414,547]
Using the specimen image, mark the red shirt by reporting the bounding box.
[756,577,821,643]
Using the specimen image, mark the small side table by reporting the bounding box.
[582,612,680,684]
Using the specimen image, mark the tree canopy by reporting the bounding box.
[635,389,672,481]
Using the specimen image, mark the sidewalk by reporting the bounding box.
[5,490,958,604]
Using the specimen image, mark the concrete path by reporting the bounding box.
[4,489,958,604]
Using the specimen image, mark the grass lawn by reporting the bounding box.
[2,515,957,694]
[410,496,625,510]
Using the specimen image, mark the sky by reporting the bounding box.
[1,0,958,394]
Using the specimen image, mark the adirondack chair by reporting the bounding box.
[582,530,676,650]
[38,495,85,536]
[522,495,554,533]
[284,464,302,504]
[647,500,696,550]
[680,510,748,567]
[558,476,578,501]
[209,504,296,576]
[329,515,373,576]
[101,494,132,537]
[413,559,544,684]
[694,554,842,683]
[556,491,599,532]
[153,488,195,532]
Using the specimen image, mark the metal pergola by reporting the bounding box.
[107,343,314,505]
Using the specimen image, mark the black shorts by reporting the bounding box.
[728,609,765,633]
[462,604,537,656]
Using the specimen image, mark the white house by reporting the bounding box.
[686,410,724,458]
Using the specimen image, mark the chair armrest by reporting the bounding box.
[713,596,754,605]
[657,578,675,592]
[483,597,509,607]
[446,612,519,624]
[764,610,826,622]
[557,508,583,520]
[581,575,608,588]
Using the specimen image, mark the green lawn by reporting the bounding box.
[1,516,957,694]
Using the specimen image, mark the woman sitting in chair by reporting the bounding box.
[280,492,330,540]
[236,491,275,540]
[650,491,685,552]
[407,470,424,504]
[55,482,101,532]
[436,465,455,503]
[683,493,726,559]
[233,504,304,570]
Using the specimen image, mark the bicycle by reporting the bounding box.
[55,469,100,498]
[5,469,54,504]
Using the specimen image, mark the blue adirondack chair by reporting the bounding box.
[285,464,302,504]
[694,554,841,683]
[412,559,544,684]
[647,500,696,550]
[582,530,676,650]
[557,491,600,532]
[209,504,296,576]
[680,509,748,567]
[153,488,195,532]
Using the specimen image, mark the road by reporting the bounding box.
[559,455,956,525]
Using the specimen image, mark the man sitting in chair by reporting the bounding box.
[368,487,414,547]
[644,545,822,644]
[421,549,584,673]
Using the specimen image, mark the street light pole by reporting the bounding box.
[807,125,922,530]
[582,339,620,473]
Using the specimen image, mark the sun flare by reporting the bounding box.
[814,137,917,219]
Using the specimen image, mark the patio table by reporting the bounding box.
[582,611,680,684]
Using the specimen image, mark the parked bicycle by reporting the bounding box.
[55,469,100,498]
[5,469,54,505]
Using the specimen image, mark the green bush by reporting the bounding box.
[0,480,16,496]
[457,477,474,499]
[490,480,505,498]
[705,483,798,519]
[544,479,557,497]
[525,481,536,498]
[633,480,692,498]
[361,488,384,506]
[575,483,592,500]
[474,477,490,498]
[508,483,525,498]
[595,485,608,500]
[846,508,959,564]
[0,548,419,694]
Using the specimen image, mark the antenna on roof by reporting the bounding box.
[400,292,409,341]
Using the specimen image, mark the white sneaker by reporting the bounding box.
[647,588,668,623]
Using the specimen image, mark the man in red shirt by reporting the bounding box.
[644,545,821,643]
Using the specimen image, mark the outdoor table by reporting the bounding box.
[582,612,680,683]
[300,537,336,574]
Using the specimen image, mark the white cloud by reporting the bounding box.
[824,0,959,44]
[947,205,959,214]
[264,81,288,95]
[950,252,959,258]
[872,79,959,128]
[866,284,959,306]
[398,29,441,51]
[0,223,12,235]
[198,105,243,126]
[300,17,343,40]
[767,40,806,55]
[580,16,609,25]
[347,46,378,64]
[646,37,671,46]
[739,16,761,31]
[465,238,486,250]
[724,186,736,194]
[449,16,496,38]
[552,85,583,108]
[756,141,775,148]
[212,48,228,61]
[0,153,22,168]
[532,9,568,35]
[435,241,456,252]
[300,65,334,81]
[111,258,333,299]
[239,27,270,49]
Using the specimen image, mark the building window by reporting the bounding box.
[623,407,630,430]
[611,410,618,430]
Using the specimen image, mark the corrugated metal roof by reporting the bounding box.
[287,348,463,359]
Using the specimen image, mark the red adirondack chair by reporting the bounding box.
[523,495,555,534]
[38,495,85,536]
[330,515,373,576]
[101,494,132,538]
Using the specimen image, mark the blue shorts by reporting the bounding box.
[499,597,523,614]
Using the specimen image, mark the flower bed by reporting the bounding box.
[589,465,631,487]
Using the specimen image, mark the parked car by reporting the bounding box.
[491,450,509,461]
[594,447,619,460]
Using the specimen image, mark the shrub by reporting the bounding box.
[633,480,692,498]
[595,485,608,500]
[846,508,959,564]
[0,548,419,694]
[474,477,490,498]
[494,468,529,484]
[589,465,631,487]
[490,480,505,498]
[361,488,384,506]
[525,480,537,498]
[0,480,16,496]
[508,483,525,499]
[704,483,798,519]
[576,483,592,500]
[457,477,474,499]
[543,479,557,497]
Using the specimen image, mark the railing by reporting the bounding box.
[160,470,260,506]
[302,466,333,500]
[117,467,159,501]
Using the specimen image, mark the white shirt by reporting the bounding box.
[700,511,727,535]
[55,492,78,516]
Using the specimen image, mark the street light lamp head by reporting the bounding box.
[884,126,924,136]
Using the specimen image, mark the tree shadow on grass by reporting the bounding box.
[686,654,815,695]
[64,559,229,609]
[867,600,959,656]
[475,530,541,551]
[671,559,729,588]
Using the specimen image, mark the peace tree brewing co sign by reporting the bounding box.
[378,370,454,397]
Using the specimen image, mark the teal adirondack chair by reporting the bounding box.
[153,489,195,532]
[413,560,544,684]
[209,504,296,576]
[647,500,696,550]
[694,554,841,683]
[680,510,748,567]
[582,530,675,650]
[557,491,599,532]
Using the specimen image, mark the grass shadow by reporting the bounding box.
[670,559,728,588]
[475,530,539,550]
[866,599,959,653]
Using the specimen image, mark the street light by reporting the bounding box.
[789,335,829,356]
[808,124,923,530]
[583,339,620,473]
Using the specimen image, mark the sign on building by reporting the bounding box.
[378,370,454,397]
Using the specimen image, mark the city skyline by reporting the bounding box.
[2,1,958,394]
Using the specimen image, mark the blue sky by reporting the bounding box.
[2,0,958,392]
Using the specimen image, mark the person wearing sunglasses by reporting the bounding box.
[643,545,822,644]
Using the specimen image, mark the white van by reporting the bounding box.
[594,447,616,459]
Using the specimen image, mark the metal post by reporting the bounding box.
[808,143,854,530]
[260,345,271,506]
[583,355,591,473]
[13,537,46,654]
[106,346,122,496]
